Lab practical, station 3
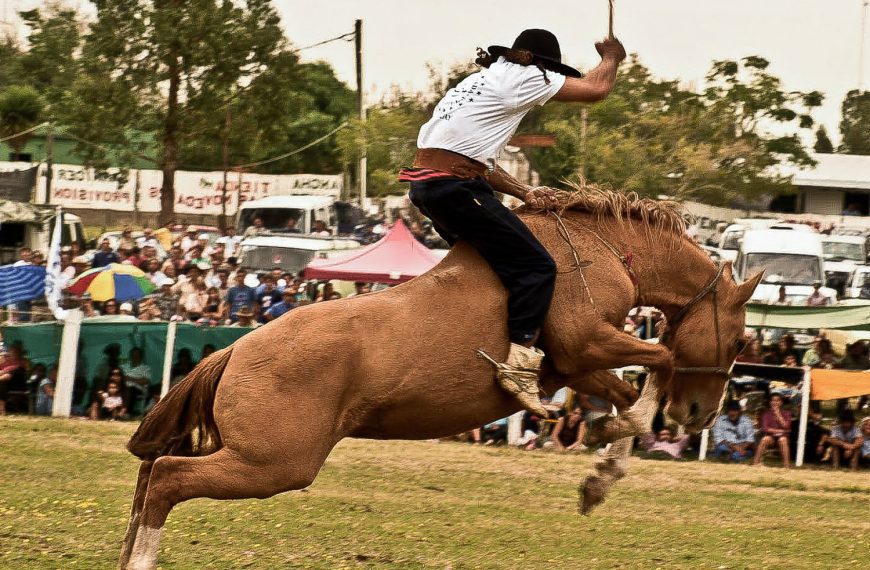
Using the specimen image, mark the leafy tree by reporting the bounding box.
[813,125,834,153]
[838,89,870,155]
[65,0,352,224]
[15,5,81,103]
[0,85,45,155]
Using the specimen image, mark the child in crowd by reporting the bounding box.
[818,410,864,471]
[97,380,127,420]
[34,365,57,416]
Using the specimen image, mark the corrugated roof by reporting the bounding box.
[785,153,870,190]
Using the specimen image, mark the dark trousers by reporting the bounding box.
[409,176,556,344]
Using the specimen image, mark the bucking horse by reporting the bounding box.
[119,184,762,569]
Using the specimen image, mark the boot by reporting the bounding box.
[494,343,548,417]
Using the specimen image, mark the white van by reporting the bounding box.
[236,234,360,274]
[821,234,866,297]
[236,196,336,236]
[0,201,85,264]
[736,229,836,304]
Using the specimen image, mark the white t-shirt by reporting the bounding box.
[417,57,565,166]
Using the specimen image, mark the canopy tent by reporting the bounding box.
[304,219,442,284]
[744,302,870,330]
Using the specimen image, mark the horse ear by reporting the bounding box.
[722,260,734,280]
[735,271,764,305]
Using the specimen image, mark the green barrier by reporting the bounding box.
[2,320,252,410]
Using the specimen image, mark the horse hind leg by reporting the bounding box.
[125,447,329,570]
[578,437,633,515]
[118,461,154,570]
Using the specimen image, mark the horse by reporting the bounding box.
[119,186,762,569]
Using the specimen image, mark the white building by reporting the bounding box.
[783,153,870,216]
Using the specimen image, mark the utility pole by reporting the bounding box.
[45,121,54,204]
[860,0,869,90]
[221,106,231,231]
[355,19,367,209]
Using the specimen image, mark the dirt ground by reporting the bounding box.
[1,416,868,569]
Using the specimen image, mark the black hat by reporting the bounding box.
[726,400,742,411]
[488,29,582,78]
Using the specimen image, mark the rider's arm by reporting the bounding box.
[487,166,533,201]
[552,38,626,103]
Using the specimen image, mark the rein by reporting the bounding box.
[548,210,729,377]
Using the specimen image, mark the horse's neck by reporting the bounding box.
[606,221,716,318]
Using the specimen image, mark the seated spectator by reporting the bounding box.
[736,339,764,364]
[778,334,800,363]
[231,305,260,328]
[0,341,27,416]
[143,384,162,415]
[117,302,139,321]
[223,269,257,323]
[711,400,755,462]
[137,298,161,321]
[805,280,830,306]
[769,285,790,305]
[201,344,216,360]
[480,417,508,445]
[761,344,783,365]
[801,336,825,367]
[793,402,828,464]
[861,418,870,468]
[184,275,209,321]
[753,394,793,468]
[27,362,48,409]
[92,239,119,268]
[641,425,690,459]
[516,411,543,451]
[312,219,331,237]
[171,348,196,386]
[78,293,101,318]
[35,365,57,416]
[153,278,180,320]
[264,289,297,321]
[818,410,864,471]
[284,217,302,233]
[315,281,340,302]
[95,377,127,420]
[549,405,587,452]
[577,392,612,424]
[101,299,120,317]
[122,347,151,414]
[197,287,223,326]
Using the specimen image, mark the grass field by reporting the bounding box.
[1,417,868,569]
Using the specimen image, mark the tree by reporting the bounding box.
[65,0,351,224]
[839,89,870,155]
[15,5,82,104]
[0,85,45,156]
[813,125,834,153]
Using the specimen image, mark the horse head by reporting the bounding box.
[660,262,763,432]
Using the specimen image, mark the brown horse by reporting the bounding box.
[119,187,761,569]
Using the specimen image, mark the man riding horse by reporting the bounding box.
[402,29,627,414]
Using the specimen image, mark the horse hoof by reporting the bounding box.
[578,478,606,515]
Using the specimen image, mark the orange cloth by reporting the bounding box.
[810,369,870,400]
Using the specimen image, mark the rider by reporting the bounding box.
[401,29,626,414]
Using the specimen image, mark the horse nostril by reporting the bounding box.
[689,402,699,419]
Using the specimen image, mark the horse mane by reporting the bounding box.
[517,180,689,241]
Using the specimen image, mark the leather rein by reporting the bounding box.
[661,261,730,377]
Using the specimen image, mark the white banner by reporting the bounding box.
[24,163,343,215]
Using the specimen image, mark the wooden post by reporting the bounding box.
[698,429,710,461]
[160,320,178,397]
[507,411,524,445]
[355,19,367,208]
[52,309,83,417]
[795,367,812,467]
[44,121,53,205]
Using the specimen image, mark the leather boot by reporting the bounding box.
[495,343,548,417]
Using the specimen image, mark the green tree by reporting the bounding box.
[0,85,45,156]
[65,0,352,224]
[813,125,834,153]
[838,89,870,154]
[15,5,82,103]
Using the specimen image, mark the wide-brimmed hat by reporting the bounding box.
[236,305,254,317]
[488,29,582,78]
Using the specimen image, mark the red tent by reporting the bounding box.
[304,219,442,284]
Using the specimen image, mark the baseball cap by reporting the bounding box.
[120,302,134,312]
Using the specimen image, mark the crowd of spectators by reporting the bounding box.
[4,223,370,326]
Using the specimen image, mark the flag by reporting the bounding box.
[0,264,46,305]
[45,208,67,320]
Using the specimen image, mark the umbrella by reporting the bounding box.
[67,263,155,302]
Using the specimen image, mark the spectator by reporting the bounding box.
[806,280,830,306]
[754,394,793,468]
[94,374,127,420]
[770,285,790,305]
[861,418,870,467]
[118,227,136,251]
[711,400,755,462]
[154,278,180,321]
[837,341,869,370]
[264,289,297,321]
[516,411,543,450]
[59,253,76,284]
[803,337,831,367]
[137,227,159,249]
[122,347,151,413]
[183,275,209,321]
[173,265,202,307]
[201,344,216,360]
[92,239,119,268]
[818,410,863,471]
[34,364,57,415]
[243,217,265,238]
[255,275,281,322]
[117,302,138,321]
[171,348,196,386]
[480,417,508,445]
[550,405,587,452]
[223,269,257,323]
[216,227,242,258]
[180,226,199,252]
[315,281,340,302]
[136,298,161,321]
[197,287,223,326]
[762,344,783,365]
[231,305,260,328]
[736,339,764,364]
[641,425,690,459]
[778,334,800,363]
[26,362,47,406]
[348,282,371,298]
[284,217,302,233]
[0,341,27,415]
[142,258,161,280]
[312,220,331,237]
[168,246,186,273]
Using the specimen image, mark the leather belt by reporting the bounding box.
[413,148,491,179]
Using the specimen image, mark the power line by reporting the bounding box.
[291,31,355,54]
[0,122,48,144]
[233,122,348,169]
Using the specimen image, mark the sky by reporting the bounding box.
[275,0,870,145]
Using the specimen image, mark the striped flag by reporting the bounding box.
[0,264,46,306]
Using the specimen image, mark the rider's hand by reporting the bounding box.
[524,187,562,210]
[595,37,626,63]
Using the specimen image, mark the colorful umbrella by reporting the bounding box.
[67,263,155,302]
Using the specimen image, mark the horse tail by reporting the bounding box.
[127,346,233,461]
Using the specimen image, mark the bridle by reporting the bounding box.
[661,261,731,377]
